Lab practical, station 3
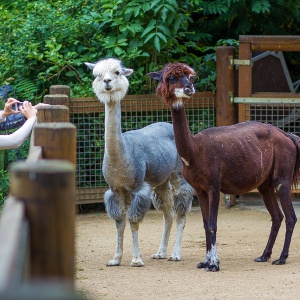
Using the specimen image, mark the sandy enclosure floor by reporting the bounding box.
[75,201,300,300]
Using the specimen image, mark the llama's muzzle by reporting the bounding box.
[183,83,195,96]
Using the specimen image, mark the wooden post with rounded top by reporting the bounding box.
[216,46,237,208]
[34,123,77,165]
[9,159,75,285]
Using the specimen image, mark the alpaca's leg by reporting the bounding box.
[169,213,186,261]
[108,217,126,266]
[272,183,297,265]
[127,183,152,267]
[169,182,193,261]
[195,189,215,270]
[202,188,220,271]
[104,189,126,266]
[255,182,283,262]
[151,181,174,259]
[129,221,143,266]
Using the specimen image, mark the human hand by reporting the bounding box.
[19,101,37,119]
[33,103,50,109]
[2,97,22,118]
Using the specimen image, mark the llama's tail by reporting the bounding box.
[170,167,194,215]
[275,126,300,188]
[286,132,300,188]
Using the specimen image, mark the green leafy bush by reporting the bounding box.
[1,0,298,101]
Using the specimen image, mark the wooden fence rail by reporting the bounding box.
[0,106,80,299]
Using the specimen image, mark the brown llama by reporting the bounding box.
[148,62,300,271]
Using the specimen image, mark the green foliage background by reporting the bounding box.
[0,0,299,100]
[0,0,299,205]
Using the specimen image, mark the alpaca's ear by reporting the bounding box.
[123,68,134,76]
[84,62,96,70]
[147,71,162,81]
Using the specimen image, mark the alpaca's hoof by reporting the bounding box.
[130,259,144,267]
[196,262,207,269]
[151,252,166,259]
[272,258,286,265]
[168,255,181,261]
[205,264,220,272]
[107,259,121,266]
[254,255,269,262]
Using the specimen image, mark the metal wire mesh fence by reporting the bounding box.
[243,102,300,136]
[70,92,215,204]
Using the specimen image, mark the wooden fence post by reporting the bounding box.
[50,85,71,98]
[34,123,76,165]
[216,46,237,207]
[9,160,75,285]
[216,46,237,127]
[37,105,70,122]
[43,95,70,108]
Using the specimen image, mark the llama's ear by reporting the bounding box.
[84,62,96,70]
[147,71,162,81]
[123,68,134,76]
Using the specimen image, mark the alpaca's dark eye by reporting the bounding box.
[115,71,120,75]
[189,75,197,83]
[168,76,178,84]
[94,73,102,78]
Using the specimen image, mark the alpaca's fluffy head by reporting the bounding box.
[85,58,133,103]
[147,63,196,109]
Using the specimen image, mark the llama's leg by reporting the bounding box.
[108,218,126,266]
[205,189,221,271]
[104,189,126,266]
[195,189,213,270]
[255,183,283,262]
[151,180,174,259]
[272,184,297,265]
[169,182,193,261]
[127,183,152,267]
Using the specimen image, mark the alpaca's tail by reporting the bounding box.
[170,168,194,215]
[173,180,194,216]
[287,132,300,188]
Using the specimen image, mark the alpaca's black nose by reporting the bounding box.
[104,78,111,84]
[183,83,195,96]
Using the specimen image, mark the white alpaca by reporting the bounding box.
[85,58,193,266]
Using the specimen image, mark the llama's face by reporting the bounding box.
[148,63,195,109]
[85,58,133,103]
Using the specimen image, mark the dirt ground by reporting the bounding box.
[75,199,300,300]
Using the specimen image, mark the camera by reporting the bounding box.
[13,102,24,111]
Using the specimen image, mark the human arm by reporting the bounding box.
[0,102,37,150]
[0,98,26,130]
[0,99,48,131]
[0,117,36,149]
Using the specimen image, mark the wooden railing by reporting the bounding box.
[0,104,80,298]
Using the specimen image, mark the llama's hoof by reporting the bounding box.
[168,255,181,261]
[254,256,269,262]
[130,260,144,267]
[151,253,166,259]
[196,262,207,269]
[107,259,121,266]
[272,258,286,265]
[205,264,220,272]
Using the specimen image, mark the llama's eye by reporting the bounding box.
[94,74,102,78]
[168,76,178,84]
[115,71,121,75]
[190,75,196,83]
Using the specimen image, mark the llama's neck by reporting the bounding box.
[170,103,195,162]
[104,100,126,158]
